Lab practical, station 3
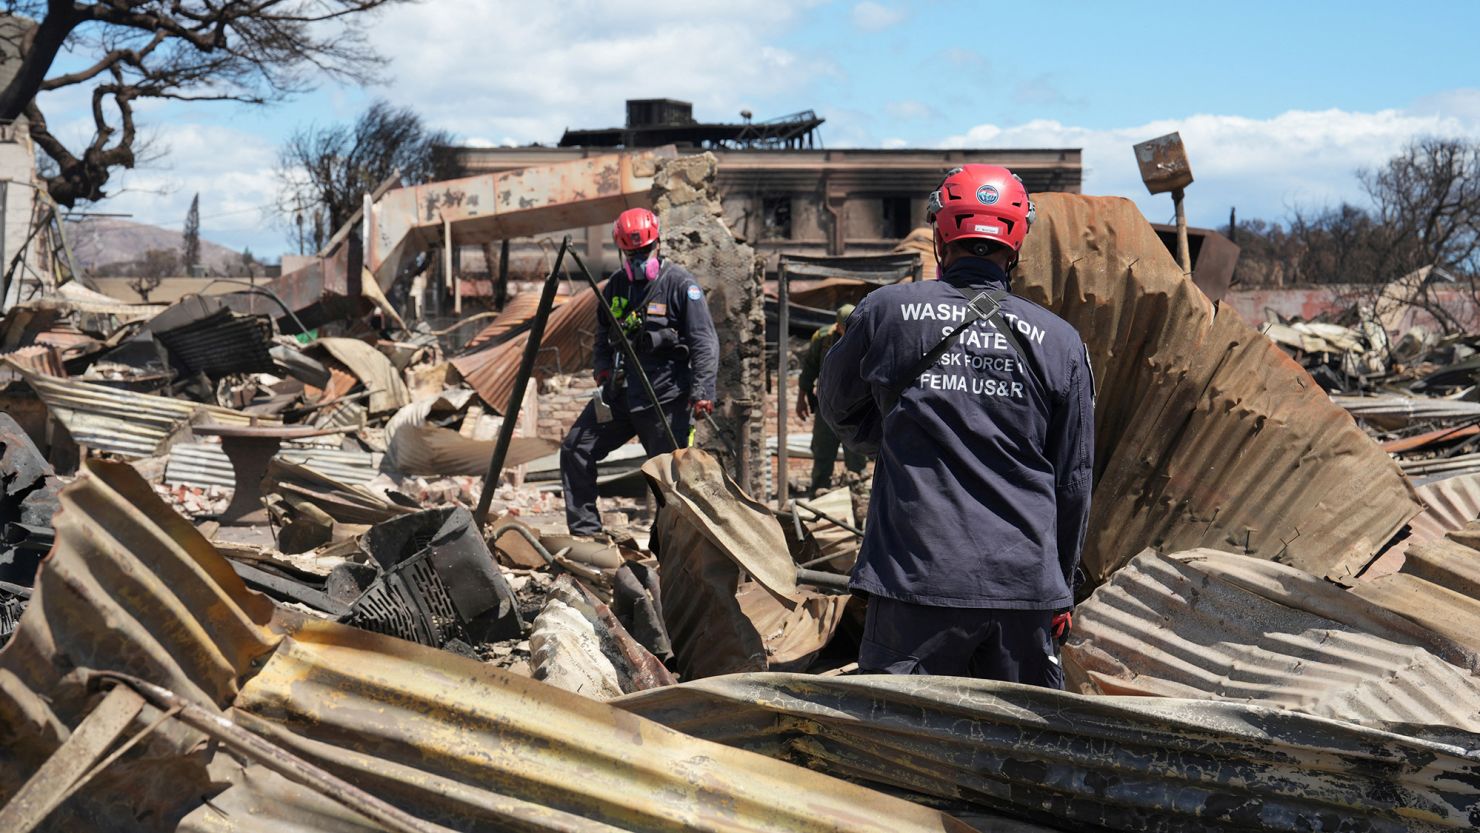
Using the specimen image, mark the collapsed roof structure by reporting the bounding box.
[1,154,1479,832]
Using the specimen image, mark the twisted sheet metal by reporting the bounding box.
[1065,549,1480,730]
[1362,472,1480,580]
[459,291,544,352]
[1012,195,1418,583]
[14,369,276,458]
[0,460,969,833]
[452,284,600,413]
[617,673,1480,833]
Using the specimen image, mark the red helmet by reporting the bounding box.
[613,207,659,251]
[926,165,1035,264]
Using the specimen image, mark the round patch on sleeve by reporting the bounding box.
[686,284,703,301]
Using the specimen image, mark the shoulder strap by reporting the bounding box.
[884,286,1037,408]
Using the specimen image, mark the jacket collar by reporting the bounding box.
[940,257,1010,291]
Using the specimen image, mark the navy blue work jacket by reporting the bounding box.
[818,258,1094,610]
[593,259,719,410]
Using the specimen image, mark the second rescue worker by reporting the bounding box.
[559,207,719,537]
[796,304,866,495]
[818,165,1094,689]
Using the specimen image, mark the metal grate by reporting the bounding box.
[348,549,467,647]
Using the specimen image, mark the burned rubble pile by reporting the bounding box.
[0,164,1478,832]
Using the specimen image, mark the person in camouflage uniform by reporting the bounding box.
[796,303,866,495]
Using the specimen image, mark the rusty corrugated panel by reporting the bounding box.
[0,459,279,828]
[1065,549,1480,729]
[460,291,544,351]
[13,368,278,458]
[1354,573,1480,656]
[617,673,1480,833]
[0,460,970,832]
[1355,523,1480,660]
[453,285,600,413]
[1358,472,1480,581]
[1015,194,1419,582]
[0,344,64,379]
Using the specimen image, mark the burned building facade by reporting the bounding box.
[437,99,1082,278]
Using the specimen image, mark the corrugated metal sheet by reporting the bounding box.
[460,291,544,351]
[1354,573,1480,657]
[152,306,276,379]
[1334,394,1480,425]
[618,673,1480,833]
[453,284,601,413]
[1065,549,1480,729]
[1,460,970,833]
[1014,194,1419,583]
[0,345,65,382]
[1359,472,1480,580]
[164,443,381,488]
[305,337,411,415]
[15,369,277,458]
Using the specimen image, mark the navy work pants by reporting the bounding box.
[561,393,691,536]
[858,595,1064,689]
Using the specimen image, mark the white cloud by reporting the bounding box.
[851,2,906,31]
[884,99,938,121]
[84,122,281,256]
[367,0,831,145]
[942,101,1480,226]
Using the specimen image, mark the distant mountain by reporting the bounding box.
[64,217,250,275]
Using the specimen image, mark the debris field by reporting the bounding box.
[0,150,1477,832]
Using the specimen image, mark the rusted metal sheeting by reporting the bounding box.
[0,345,64,378]
[617,673,1480,832]
[368,147,677,285]
[1,460,966,832]
[460,291,544,351]
[14,368,277,458]
[1355,573,1480,657]
[0,460,279,829]
[454,285,600,413]
[1065,549,1480,730]
[1358,472,1480,580]
[1355,524,1480,658]
[1015,194,1419,582]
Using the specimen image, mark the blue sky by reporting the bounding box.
[38,0,1480,258]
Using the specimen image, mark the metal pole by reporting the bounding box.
[777,261,790,509]
[474,237,570,525]
[567,248,680,450]
[496,239,511,309]
[1173,187,1191,274]
[445,217,460,315]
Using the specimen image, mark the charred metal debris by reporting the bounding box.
[0,158,1477,832]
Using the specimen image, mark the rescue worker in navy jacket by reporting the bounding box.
[818,165,1094,688]
[560,207,719,537]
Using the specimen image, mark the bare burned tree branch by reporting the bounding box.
[276,99,452,252]
[0,1,407,205]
